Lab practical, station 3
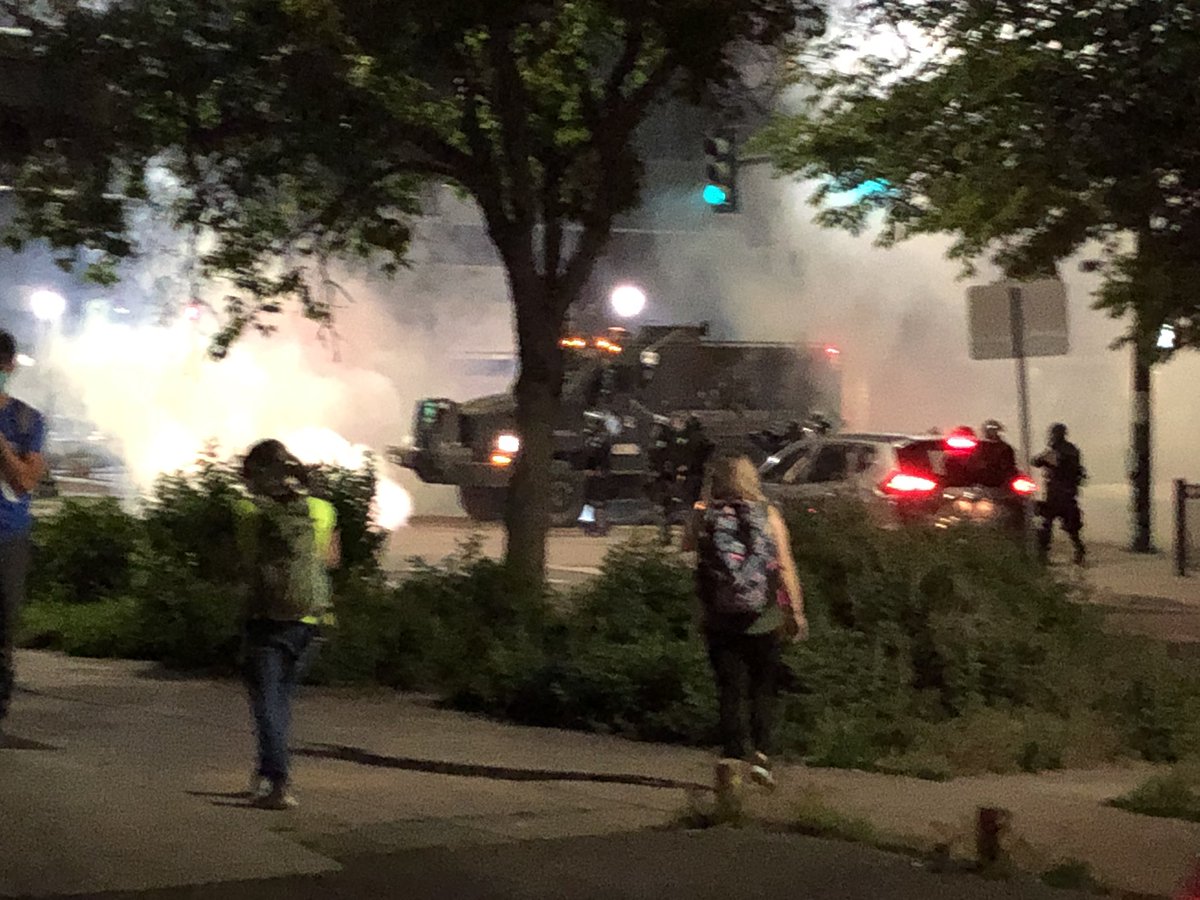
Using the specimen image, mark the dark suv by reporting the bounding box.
[760,432,1037,531]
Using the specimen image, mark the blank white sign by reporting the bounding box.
[967,279,1069,360]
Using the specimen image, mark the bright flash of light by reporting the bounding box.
[1158,324,1177,350]
[610,284,647,319]
[15,354,34,367]
[282,426,412,531]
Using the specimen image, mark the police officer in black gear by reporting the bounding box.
[806,412,833,438]
[679,416,714,509]
[975,419,1019,488]
[648,416,679,545]
[581,409,617,536]
[1033,423,1087,565]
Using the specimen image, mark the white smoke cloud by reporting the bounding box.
[17,202,515,524]
[641,163,1200,546]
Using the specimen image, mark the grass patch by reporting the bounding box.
[785,789,887,846]
[1110,767,1200,823]
[1039,859,1106,892]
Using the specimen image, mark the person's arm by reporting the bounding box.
[0,413,46,495]
[768,507,808,639]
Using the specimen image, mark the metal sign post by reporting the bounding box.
[1008,286,1033,470]
[968,278,1070,466]
[969,279,1070,554]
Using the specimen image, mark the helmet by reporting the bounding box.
[807,412,833,435]
[982,419,1004,439]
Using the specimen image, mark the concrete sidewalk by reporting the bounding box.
[2,651,1197,898]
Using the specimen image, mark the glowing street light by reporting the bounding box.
[1158,323,1177,351]
[610,284,647,319]
[29,289,66,322]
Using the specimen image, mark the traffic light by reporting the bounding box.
[703,132,738,213]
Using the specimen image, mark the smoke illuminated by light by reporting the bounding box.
[283,426,412,530]
[38,309,419,529]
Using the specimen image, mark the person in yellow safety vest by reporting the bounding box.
[234,439,340,810]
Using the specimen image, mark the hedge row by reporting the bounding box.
[21,470,1200,777]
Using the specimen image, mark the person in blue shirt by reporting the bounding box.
[0,331,47,733]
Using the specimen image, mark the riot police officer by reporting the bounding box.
[975,419,1019,488]
[1032,423,1087,565]
[580,409,619,536]
[679,416,714,510]
[648,415,679,544]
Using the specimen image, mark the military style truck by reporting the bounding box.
[390,324,841,525]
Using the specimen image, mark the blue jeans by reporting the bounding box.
[242,620,317,785]
[0,536,31,724]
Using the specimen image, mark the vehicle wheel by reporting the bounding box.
[458,486,506,522]
[549,470,585,528]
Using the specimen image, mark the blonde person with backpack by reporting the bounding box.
[234,439,339,810]
[684,455,807,791]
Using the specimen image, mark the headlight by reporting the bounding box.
[495,433,521,454]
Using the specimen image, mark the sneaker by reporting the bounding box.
[247,774,272,800]
[253,783,298,810]
[748,752,776,791]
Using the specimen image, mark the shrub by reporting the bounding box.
[21,452,390,676]
[22,488,1200,781]
[31,499,143,604]
[1110,765,1200,823]
[141,456,245,588]
[19,598,151,660]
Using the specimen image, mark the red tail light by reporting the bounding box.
[1011,475,1038,495]
[945,435,978,452]
[883,471,938,495]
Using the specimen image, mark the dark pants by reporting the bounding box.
[242,620,317,785]
[706,629,781,760]
[1038,497,1085,559]
[0,536,31,724]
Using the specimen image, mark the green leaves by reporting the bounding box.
[762,0,1200,343]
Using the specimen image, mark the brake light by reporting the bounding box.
[945,435,978,452]
[1011,475,1038,495]
[883,471,938,495]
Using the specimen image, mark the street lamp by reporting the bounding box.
[610,284,647,319]
[29,288,66,322]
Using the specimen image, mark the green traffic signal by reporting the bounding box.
[703,184,729,206]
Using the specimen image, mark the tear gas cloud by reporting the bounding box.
[8,210,515,526]
[636,168,1200,547]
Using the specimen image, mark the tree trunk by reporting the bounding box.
[1130,325,1154,553]
[503,268,565,587]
